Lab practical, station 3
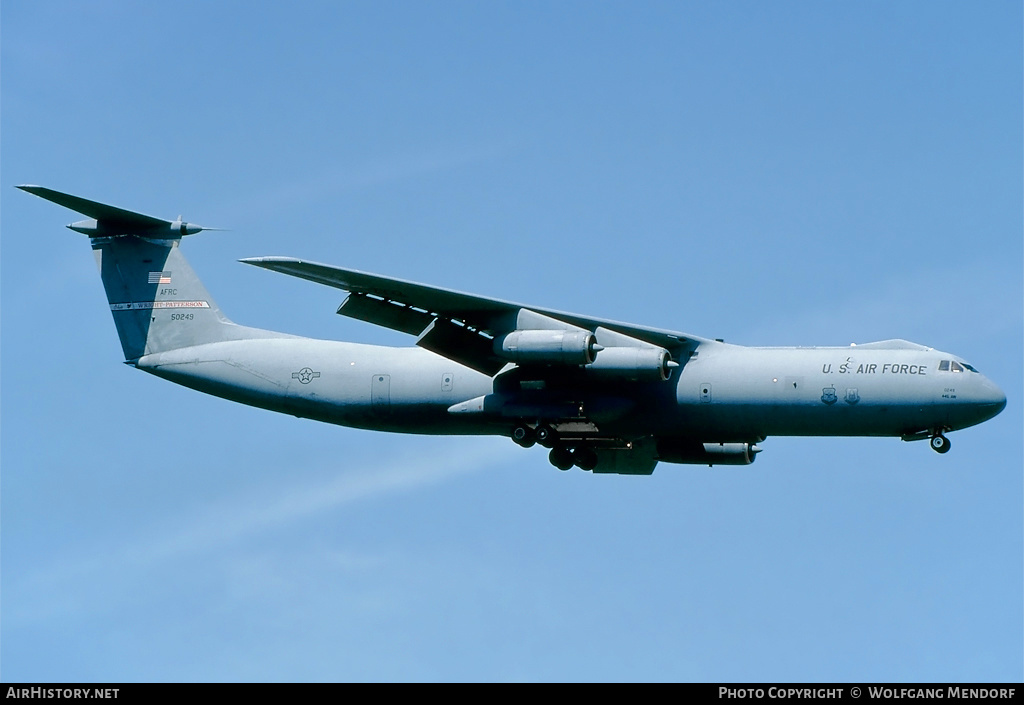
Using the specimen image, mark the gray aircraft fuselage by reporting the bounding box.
[139,335,1004,442]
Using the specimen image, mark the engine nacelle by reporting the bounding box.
[585,346,675,382]
[494,329,599,365]
[656,440,761,466]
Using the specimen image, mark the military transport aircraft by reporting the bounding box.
[18,186,1006,474]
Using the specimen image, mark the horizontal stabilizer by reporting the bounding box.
[17,185,168,228]
[17,185,219,237]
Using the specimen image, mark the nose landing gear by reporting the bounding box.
[930,434,951,454]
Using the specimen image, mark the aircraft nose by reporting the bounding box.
[974,380,1007,423]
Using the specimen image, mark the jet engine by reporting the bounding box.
[494,329,600,365]
[585,346,677,382]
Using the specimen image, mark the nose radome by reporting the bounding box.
[990,387,1007,415]
[976,380,1007,422]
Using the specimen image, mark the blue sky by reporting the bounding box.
[2,1,1021,682]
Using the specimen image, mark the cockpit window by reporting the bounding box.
[950,361,964,372]
[938,360,975,373]
[938,360,949,371]
[962,362,980,373]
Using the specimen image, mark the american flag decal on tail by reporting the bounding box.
[148,271,172,284]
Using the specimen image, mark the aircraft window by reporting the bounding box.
[962,363,980,373]
[950,361,964,372]
[938,360,949,371]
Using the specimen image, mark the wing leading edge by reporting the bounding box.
[241,256,709,375]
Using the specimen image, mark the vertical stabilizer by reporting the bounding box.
[93,236,243,360]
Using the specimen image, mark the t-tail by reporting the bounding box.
[18,185,278,361]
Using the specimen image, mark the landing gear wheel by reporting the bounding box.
[549,446,574,471]
[572,447,598,471]
[535,424,556,445]
[511,425,535,448]
[930,435,951,454]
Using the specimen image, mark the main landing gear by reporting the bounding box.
[548,446,598,471]
[512,423,556,448]
[511,423,600,471]
[511,424,536,448]
[930,434,951,454]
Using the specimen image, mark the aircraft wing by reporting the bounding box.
[242,257,709,375]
